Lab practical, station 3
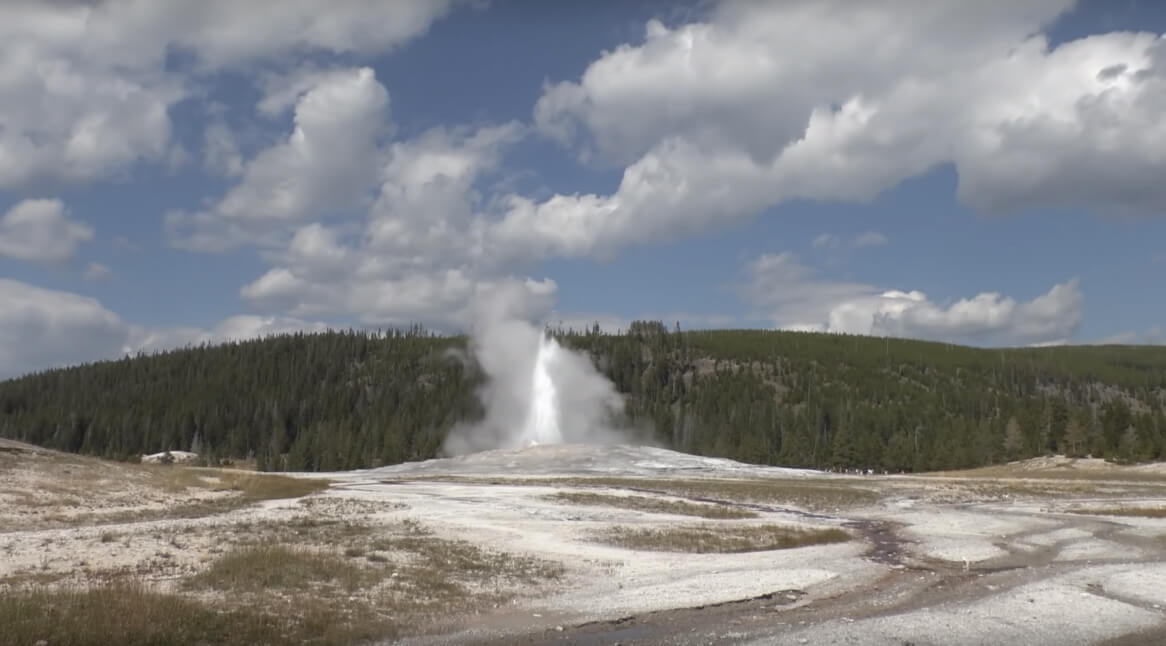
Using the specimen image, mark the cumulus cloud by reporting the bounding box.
[168,67,391,251]
[83,262,112,282]
[852,231,889,248]
[741,252,1082,346]
[812,234,840,250]
[128,315,331,354]
[0,1,454,189]
[202,121,244,177]
[0,279,129,378]
[0,199,94,263]
[0,277,335,380]
[511,1,1166,260]
[1096,326,1166,345]
[812,231,888,251]
[235,121,544,329]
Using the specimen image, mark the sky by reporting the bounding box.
[1,0,1165,379]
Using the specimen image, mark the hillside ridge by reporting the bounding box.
[1,325,1164,472]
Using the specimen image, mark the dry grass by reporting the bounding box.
[2,451,331,531]
[0,582,396,646]
[158,467,331,501]
[228,516,374,545]
[1069,506,1166,518]
[187,544,372,593]
[174,521,566,642]
[409,475,879,511]
[0,521,570,645]
[546,491,757,519]
[920,480,1104,503]
[0,584,279,646]
[564,477,878,511]
[934,464,1166,484]
[597,523,850,553]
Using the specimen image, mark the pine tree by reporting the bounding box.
[1118,426,1142,463]
[1003,416,1023,461]
[1063,417,1087,457]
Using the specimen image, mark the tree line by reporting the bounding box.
[1,323,1163,472]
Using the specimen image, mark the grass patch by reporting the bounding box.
[0,569,72,587]
[440,476,879,511]
[934,464,1166,484]
[229,517,373,546]
[597,523,851,553]
[4,462,332,531]
[187,544,371,593]
[546,491,756,519]
[160,468,331,501]
[175,522,566,641]
[1070,506,1166,518]
[0,583,395,646]
[0,584,272,646]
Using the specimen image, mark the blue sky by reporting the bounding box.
[1,0,1165,378]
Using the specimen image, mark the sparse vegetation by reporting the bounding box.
[158,467,331,501]
[1070,506,1166,518]
[2,519,569,646]
[546,491,756,518]
[0,582,402,646]
[0,584,282,646]
[187,544,371,593]
[452,476,880,511]
[597,523,851,553]
[936,463,1166,483]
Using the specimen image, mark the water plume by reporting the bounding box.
[441,289,631,456]
[520,332,564,446]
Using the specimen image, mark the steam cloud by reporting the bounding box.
[441,290,631,456]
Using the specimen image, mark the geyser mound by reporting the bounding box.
[376,443,821,479]
[442,315,631,456]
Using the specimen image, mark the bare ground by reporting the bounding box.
[3,439,1166,645]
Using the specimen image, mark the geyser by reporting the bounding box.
[518,333,564,446]
[440,291,633,456]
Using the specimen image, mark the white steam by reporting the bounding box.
[442,295,631,456]
[521,332,564,445]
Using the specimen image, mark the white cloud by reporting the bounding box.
[0,1,454,189]
[0,279,129,378]
[741,252,1082,346]
[235,121,544,330]
[0,199,93,262]
[0,277,337,379]
[168,67,391,251]
[812,233,840,249]
[813,231,888,253]
[202,121,244,177]
[128,315,331,353]
[1096,326,1166,345]
[83,262,112,282]
[514,1,1166,260]
[852,231,888,248]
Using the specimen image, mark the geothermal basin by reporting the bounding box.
[318,445,1166,646]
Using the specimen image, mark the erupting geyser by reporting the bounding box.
[518,333,564,446]
[439,291,636,456]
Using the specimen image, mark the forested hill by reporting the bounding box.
[2,323,1165,473]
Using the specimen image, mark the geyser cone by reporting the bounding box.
[520,332,564,446]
